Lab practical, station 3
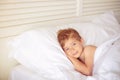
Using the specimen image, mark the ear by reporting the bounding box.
[80,38,84,44]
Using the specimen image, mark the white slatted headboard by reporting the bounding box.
[0,0,120,38]
[82,0,120,16]
[0,0,76,27]
[0,0,77,38]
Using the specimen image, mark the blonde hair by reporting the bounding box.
[57,28,81,49]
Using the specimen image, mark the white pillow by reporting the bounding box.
[91,11,120,46]
[9,11,120,79]
[56,23,111,46]
[10,27,86,80]
[92,11,119,26]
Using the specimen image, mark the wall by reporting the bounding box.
[0,37,18,80]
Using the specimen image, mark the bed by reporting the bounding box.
[9,65,46,80]
[9,65,87,80]
[9,12,120,80]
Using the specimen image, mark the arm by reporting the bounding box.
[67,55,92,76]
[67,46,96,76]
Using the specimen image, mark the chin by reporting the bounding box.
[74,55,79,58]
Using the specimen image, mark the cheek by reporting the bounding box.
[78,44,83,49]
[64,51,71,56]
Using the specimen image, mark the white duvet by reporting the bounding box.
[87,33,120,80]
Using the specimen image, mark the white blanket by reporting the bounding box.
[87,33,120,80]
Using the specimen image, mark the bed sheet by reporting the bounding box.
[9,65,47,80]
[9,34,120,80]
[9,65,87,80]
[87,33,120,80]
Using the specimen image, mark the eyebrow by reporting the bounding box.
[64,41,74,48]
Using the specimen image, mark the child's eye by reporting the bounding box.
[73,43,76,46]
[65,48,69,51]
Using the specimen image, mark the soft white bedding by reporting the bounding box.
[9,65,46,80]
[10,34,120,80]
[87,33,120,80]
[9,65,87,80]
[9,12,120,80]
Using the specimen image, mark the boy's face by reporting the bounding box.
[63,38,83,58]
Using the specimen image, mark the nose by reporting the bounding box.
[70,48,77,56]
[70,47,75,52]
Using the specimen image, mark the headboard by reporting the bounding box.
[0,0,120,38]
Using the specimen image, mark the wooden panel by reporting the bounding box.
[0,0,77,38]
[82,0,120,16]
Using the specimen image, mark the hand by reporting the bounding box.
[66,54,78,63]
[67,55,74,60]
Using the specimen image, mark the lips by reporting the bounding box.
[72,51,78,56]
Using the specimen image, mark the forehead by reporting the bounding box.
[63,38,77,48]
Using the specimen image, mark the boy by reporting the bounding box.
[57,28,96,76]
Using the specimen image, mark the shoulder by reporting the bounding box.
[84,45,96,50]
[84,45,97,55]
[83,45,97,74]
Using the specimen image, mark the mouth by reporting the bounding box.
[72,51,78,56]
